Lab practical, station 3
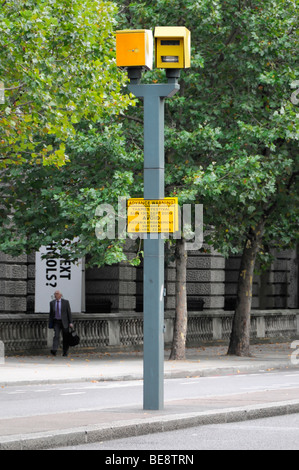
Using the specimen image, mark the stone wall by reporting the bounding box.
[85,263,137,313]
[132,248,226,314]
[0,310,298,354]
[0,247,298,317]
[0,253,28,313]
[186,249,225,310]
[224,249,298,310]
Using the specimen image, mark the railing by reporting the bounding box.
[0,310,298,354]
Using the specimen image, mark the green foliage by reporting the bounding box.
[0,0,132,167]
[0,0,143,266]
[0,120,143,264]
[0,0,298,270]
[117,0,299,264]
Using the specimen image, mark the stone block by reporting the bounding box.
[166,268,176,281]
[0,265,27,279]
[165,282,175,295]
[187,256,225,270]
[27,265,36,279]
[26,295,35,313]
[118,296,136,310]
[165,296,176,309]
[86,265,119,280]
[225,284,238,296]
[272,283,288,296]
[119,266,136,281]
[224,271,239,283]
[187,270,225,282]
[276,249,293,258]
[273,272,288,283]
[225,257,241,270]
[27,280,35,295]
[0,280,27,295]
[0,253,27,263]
[187,282,224,296]
[85,280,118,295]
[119,282,136,295]
[202,297,225,309]
[27,253,36,263]
[0,297,27,312]
[272,259,289,271]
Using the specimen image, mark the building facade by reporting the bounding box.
[0,246,298,354]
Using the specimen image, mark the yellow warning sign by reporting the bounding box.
[127,198,179,233]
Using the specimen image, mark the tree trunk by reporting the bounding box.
[228,222,265,357]
[169,238,188,360]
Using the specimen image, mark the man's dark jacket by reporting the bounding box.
[49,298,72,330]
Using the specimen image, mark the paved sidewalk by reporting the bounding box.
[0,342,299,450]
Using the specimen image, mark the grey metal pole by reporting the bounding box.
[129,81,179,410]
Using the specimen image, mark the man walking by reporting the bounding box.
[49,290,73,357]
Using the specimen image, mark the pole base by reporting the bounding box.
[166,68,181,84]
[127,67,143,84]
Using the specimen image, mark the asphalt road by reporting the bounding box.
[55,413,299,450]
[1,368,299,420]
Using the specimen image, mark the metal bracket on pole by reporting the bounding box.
[128,79,180,410]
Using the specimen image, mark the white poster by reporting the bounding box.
[35,242,84,313]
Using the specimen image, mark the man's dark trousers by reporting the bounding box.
[53,320,69,355]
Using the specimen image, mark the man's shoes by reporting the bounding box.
[51,349,69,357]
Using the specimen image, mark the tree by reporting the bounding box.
[0,121,143,264]
[116,0,299,357]
[181,0,299,356]
[0,0,132,168]
[169,237,187,360]
[190,152,298,356]
[1,0,298,359]
[0,0,144,267]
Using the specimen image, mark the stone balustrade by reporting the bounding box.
[0,310,298,354]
